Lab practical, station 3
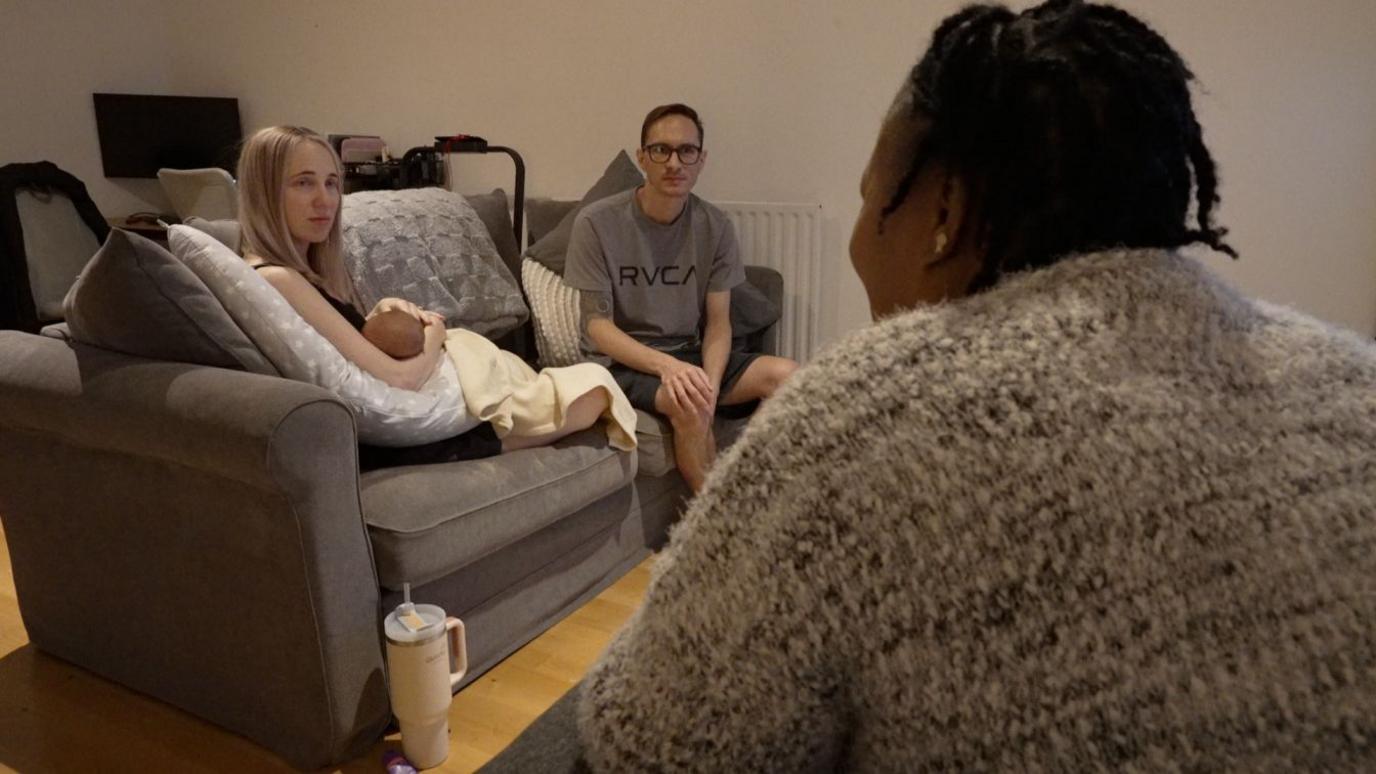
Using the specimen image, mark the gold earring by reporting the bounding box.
[933,229,948,255]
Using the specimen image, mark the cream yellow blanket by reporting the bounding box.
[444,328,637,451]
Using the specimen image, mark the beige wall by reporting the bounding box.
[0,0,178,215]
[3,0,1374,343]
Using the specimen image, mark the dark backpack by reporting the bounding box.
[0,161,110,332]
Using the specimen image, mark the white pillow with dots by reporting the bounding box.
[169,225,479,447]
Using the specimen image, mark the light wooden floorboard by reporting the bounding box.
[0,519,652,773]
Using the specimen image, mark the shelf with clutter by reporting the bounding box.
[330,133,524,248]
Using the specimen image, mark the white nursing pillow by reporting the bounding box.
[168,225,479,447]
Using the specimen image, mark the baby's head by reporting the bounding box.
[362,309,425,358]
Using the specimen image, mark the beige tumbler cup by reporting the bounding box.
[384,588,468,769]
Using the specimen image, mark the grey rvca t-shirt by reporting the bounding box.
[563,188,744,357]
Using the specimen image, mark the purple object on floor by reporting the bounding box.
[384,749,419,773]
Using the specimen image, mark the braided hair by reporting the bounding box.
[883,0,1235,291]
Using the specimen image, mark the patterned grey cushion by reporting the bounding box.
[342,188,529,339]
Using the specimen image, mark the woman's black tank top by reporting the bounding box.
[252,264,366,330]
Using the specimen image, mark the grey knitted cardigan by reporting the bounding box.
[577,249,1376,772]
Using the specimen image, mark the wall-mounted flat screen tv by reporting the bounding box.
[93,93,242,178]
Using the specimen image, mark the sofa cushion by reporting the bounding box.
[525,198,578,247]
[522,257,584,368]
[732,270,782,339]
[362,429,636,588]
[464,188,520,279]
[629,409,675,477]
[63,228,277,374]
[342,187,529,339]
[524,151,643,274]
[168,224,479,447]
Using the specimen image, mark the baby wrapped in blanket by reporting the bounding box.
[363,309,637,451]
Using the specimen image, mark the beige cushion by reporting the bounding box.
[63,229,276,374]
[522,257,582,367]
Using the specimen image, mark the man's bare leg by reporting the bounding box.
[719,355,798,406]
[656,385,714,492]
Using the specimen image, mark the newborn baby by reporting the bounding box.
[362,309,425,358]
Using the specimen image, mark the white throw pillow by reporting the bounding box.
[522,257,583,367]
[167,225,479,447]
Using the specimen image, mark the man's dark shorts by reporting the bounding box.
[609,349,762,419]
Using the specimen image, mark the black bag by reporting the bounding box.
[0,161,109,332]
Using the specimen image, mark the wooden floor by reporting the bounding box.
[0,520,653,773]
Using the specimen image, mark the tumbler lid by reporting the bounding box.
[384,583,446,644]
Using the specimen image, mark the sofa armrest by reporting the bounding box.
[743,264,784,357]
[0,331,388,768]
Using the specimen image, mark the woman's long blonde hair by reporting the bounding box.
[236,125,357,305]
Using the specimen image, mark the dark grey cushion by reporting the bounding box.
[62,229,277,374]
[732,270,782,338]
[465,188,521,280]
[525,151,643,274]
[362,429,635,588]
[526,198,579,247]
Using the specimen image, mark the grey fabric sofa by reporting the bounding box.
[0,195,781,769]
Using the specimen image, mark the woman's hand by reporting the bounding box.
[422,315,447,352]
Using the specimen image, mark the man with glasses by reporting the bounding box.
[565,103,798,492]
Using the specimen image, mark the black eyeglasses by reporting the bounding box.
[643,143,702,165]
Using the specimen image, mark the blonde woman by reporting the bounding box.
[237,126,628,464]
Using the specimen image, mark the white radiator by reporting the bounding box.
[719,201,824,363]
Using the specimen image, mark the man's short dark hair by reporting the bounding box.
[641,104,704,147]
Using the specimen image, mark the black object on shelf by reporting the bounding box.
[398,147,446,189]
[342,160,404,192]
[342,135,525,250]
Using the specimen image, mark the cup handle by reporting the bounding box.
[446,616,468,689]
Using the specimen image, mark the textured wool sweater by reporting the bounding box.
[577,249,1376,772]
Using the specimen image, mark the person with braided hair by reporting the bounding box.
[573,1,1376,771]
